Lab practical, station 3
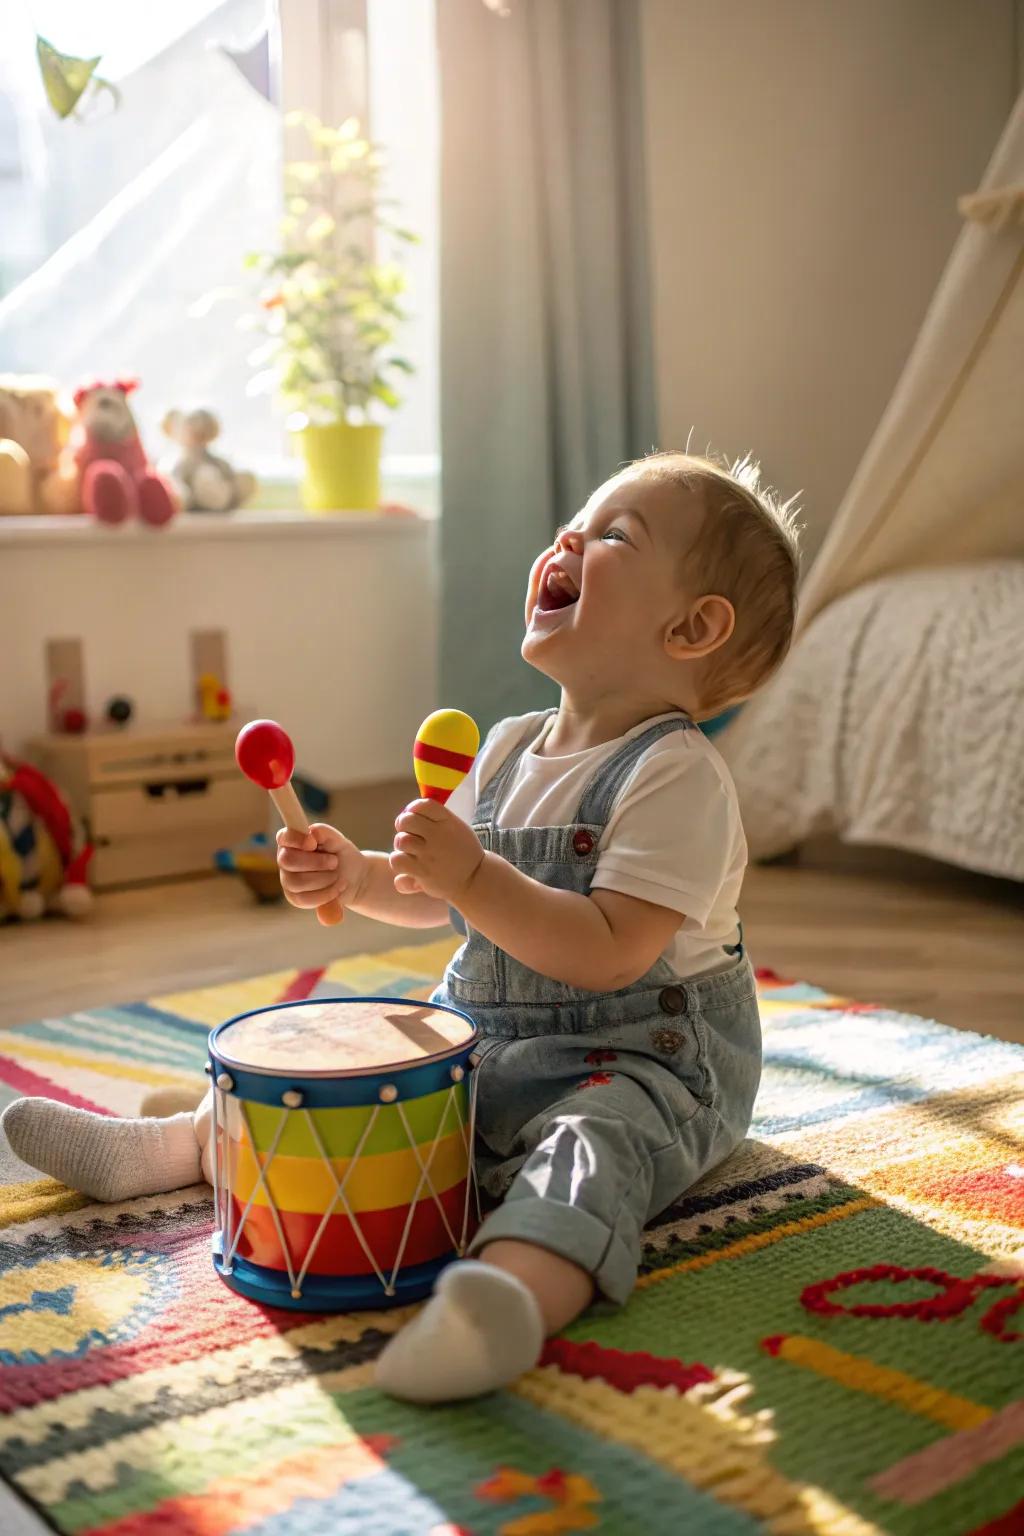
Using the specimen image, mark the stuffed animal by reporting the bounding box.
[161,408,257,512]
[67,378,178,526]
[0,375,78,516]
[0,752,93,920]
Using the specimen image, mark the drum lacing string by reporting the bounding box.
[459,1062,481,1250]
[294,1104,389,1299]
[222,1102,300,1293]
[210,1080,225,1258]
[392,1091,464,1286]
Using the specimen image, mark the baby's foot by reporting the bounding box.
[374,1260,544,1403]
[1,1099,202,1201]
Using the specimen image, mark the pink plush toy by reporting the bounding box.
[69,377,178,526]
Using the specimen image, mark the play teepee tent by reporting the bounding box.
[798,88,1023,631]
[718,89,1024,879]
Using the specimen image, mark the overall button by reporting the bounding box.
[659,986,686,1015]
[573,829,595,856]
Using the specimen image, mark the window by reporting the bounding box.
[366,0,438,467]
[0,0,438,494]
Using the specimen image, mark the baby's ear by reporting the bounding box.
[665,595,735,660]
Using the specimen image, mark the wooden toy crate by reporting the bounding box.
[29,723,265,889]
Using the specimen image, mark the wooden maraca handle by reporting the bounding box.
[270,782,344,927]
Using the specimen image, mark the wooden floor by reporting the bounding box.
[742,850,1023,1043]
[2,854,1021,1043]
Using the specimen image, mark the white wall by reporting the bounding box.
[640,0,1019,558]
[0,516,438,784]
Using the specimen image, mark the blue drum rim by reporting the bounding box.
[212,1237,451,1311]
[208,994,479,1079]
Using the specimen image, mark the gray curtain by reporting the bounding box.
[438,0,657,731]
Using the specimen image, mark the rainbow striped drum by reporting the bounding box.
[207,997,479,1310]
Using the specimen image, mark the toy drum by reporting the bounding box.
[207,996,479,1310]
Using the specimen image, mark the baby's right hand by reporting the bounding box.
[276,823,366,912]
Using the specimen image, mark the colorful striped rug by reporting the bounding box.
[1,938,1022,1536]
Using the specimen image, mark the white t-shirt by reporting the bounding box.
[447,710,747,978]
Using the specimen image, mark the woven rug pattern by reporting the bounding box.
[1,938,1022,1536]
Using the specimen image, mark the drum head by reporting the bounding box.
[213,998,476,1076]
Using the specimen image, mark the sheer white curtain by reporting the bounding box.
[0,2,283,463]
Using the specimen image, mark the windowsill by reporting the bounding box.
[0,507,437,549]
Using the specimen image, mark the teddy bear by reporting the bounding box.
[0,375,79,516]
[67,378,178,526]
[160,408,257,512]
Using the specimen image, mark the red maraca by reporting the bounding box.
[235,720,343,927]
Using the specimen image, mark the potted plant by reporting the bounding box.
[245,113,416,512]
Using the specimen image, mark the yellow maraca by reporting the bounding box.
[413,709,480,804]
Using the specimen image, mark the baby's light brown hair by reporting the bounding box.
[632,450,801,718]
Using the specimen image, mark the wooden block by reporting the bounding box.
[92,829,242,888]
[44,637,85,731]
[190,628,228,717]
[27,723,241,808]
[26,720,266,889]
[91,777,264,841]
[27,737,91,821]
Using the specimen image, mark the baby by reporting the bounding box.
[3,450,799,1403]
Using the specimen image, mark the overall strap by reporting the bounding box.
[474,710,557,828]
[575,715,693,828]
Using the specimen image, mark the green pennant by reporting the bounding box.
[36,34,118,120]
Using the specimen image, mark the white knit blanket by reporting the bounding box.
[717,560,1024,881]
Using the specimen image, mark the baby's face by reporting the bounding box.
[523,471,702,698]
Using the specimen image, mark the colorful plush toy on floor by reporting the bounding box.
[0,752,94,920]
[215,769,331,905]
[215,833,281,903]
[67,378,178,526]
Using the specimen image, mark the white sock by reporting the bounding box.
[1,1098,203,1202]
[374,1260,545,1403]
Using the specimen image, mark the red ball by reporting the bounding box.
[234,719,295,790]
[62,707,88,734]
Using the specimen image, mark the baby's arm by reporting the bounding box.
[391,801,681,990]
[277,824,449,929]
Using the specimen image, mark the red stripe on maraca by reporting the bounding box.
[413,741,476,774]
[422,785,453,803]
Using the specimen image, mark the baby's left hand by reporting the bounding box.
[390,800,484,903]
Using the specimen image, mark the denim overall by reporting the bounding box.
[432,711,762,1302]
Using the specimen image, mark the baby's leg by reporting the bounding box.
[1,1097,205,1202]
[376,1069,709,1403]
[477,1238,594,1332]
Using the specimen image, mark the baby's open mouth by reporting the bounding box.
[537,563,580,612]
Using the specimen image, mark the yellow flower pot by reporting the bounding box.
[294,421,383,513]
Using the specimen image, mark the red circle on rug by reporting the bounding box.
[801,1264,978,1321]
[979,1287,1024,1343]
